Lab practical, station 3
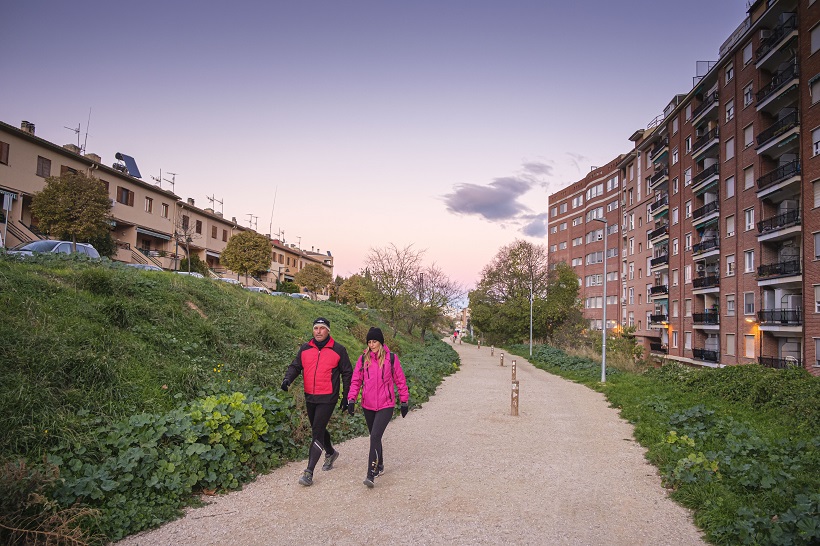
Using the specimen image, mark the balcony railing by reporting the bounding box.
[755,14,798,61]
[756,61,799,104]
[757,159,800,190]
[649,194,669,213]
[692,311,720,325]
[692,348,720,362]
[692,238,719,255]
[692,91,719,120]
[649,342,668,354]
[650,254,669,267]
[757,308,802,325]
[693,275,720,289]
[649,284,669,296]
[692,201,719,221]
[692,127,719,154]
[756,110,799,147]
[649,314,668,324]
[757,209,800,234]
[647,224,668,240]
[650,138,669,161]
[757,259,801,278]
[692,163,720,187]
[649,167,669,187]
[759,356,802,369]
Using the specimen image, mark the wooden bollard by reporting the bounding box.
[491,345,494,356]
[512,360,516,380]
[477,340,481,349]
[500,352,504,366]
[511,380,519,416]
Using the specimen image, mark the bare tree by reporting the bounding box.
[363,243,424,336]
[173,217,202,272]
[412,264,464,341]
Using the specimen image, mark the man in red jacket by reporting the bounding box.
[281,317,353,486]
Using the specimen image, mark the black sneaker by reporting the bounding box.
[374,465,384,477]
[322,450,339,471]
[363,475,375,488]
[298,470,313,486]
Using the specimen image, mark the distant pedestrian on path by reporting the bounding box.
[347,327,409,488]
[281,317,353,487]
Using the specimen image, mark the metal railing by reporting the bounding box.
[649,167,669,187]
[649,342,668,354]
[692,163,720,187]
[650,254,669,267]
[692,91,719,120]
[759,355,802,369]
[649,194,669,213]
[756,110,799,147]
[757,259,800,278]
[757,159,800,190]
[649,314,668,324]
[647,224,668,240]
[650,138,669,160]
[692,201,719,220]
[692,127,719,154]
[755,14,798,61]
[757,308,802,325]
[756,61,799,104]
[693,275,720,289]
[692,238,719,255]
[692,348,719,362]
[757,209,800,233]
[692,311,719,325]
[649,284,669,296]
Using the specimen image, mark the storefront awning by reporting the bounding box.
[205,250,221,258]
[136,227,171,240]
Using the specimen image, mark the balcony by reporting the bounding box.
[650,138,669,162]
[757,209,800,234]
[649,342,668,354]
[649,284,669,296]
[758,308,802,325]
[649,167,669,189]
[692,275,720,289]
[650,254,669,268]
[692,163,720,189]
[756,110,799,149]
[692,201,719,221]
[692,238,719,256]
[756,159,800,192]
[692,348,720,363]
[647,224,668,241]
[759,356,802,369]
[692,127,720,157]
[649,194,669,215]
[757,259,800,279]
[649,314,668,324]
[755,14,798,63]
[692,311,720,325]
[756,61,799,107]
[692,91,719,121]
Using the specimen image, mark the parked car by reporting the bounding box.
[6,240,100,258]
[125,263,163,271]
[245,286,271,295]
[216,277,242,285]
[174,271,205,278]
[290,293,310,300]
[269,291,288,296]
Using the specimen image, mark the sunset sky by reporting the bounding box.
[1,0,749,290]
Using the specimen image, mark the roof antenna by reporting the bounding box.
[206,195,224,214]
[64,123,80,148]
[83,107,91,154]
[268,186,277,237]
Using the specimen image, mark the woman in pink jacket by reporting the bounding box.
[347,327,409,488]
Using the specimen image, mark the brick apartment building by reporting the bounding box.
[548,0,820,376]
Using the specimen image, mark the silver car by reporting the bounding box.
[6,240,100,258]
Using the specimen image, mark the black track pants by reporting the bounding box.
[305,401,335,472]
[362,407,393,477]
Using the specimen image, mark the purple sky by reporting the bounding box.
[1,0,750,290]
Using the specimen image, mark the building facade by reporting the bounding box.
[548,0,820,376]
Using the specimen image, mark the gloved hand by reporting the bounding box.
[280,379,290,392]
[400,402,409,418]
[339,398,347,411]
[347,400,355,416]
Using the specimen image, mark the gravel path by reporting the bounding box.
[118,342,708,546]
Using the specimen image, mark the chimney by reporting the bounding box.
[84,152,102,163]
[20,121,35,135]
[63,144,81,154]
[187,198,195,206]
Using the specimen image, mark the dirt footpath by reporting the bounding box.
[118,342,708,546]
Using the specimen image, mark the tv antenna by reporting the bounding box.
[163,172,177,193]
[63,108,92,154]
[64,123,81,149]
[246,214,258,230]
[268,186,277,238]
[207,195,224,214]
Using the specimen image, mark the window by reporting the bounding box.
[222,229,227,242]
[629,214,634,230]
[685,104,692,121]
[815,180,820,208]
[550,207,557,217]
[195,220,202,235]
[629,237,634,255]
[607,200,618,212]
[571,257,582,267]
[685,200,691,218]
[684,331,692,350]
[672,331,678,348]
[726,176,735,198]
[727,294,735,316]
[684,168,692,186]
[813,128,820,157]
[672,117,679,135]
[144,197,153,213]
[816,232,820,260]
[672,269,679,286]
[672,300,679,318]
[685,299,692,317]
[182,215,190,230]
[672,238,679,255]
[560,203,567,214]
[672,207,679,225]
[726,137,735,160]
[685,136,691,153]
[606,176,618,192]
[558,242,567,250]
[742,42,753,65]
[726,99,734,122]
[744,292,755,315]
[161,203,169,218]
[685,233,692,250]
[628,287,634,305]
[0,141,8,165]
[672,177,679,194]
[745,335,755,358]
[672,148,679,165]
[744,250,755,273]
[744,208,754,231]
[572,216,582,226]
[726,215,735,237]
[725,63,734,83]
[572,195,584,208]
[812,24,820,55]
[726,333,735,356]
[550,226,558,234]
[813,78,820,105]
[743,83,754,107]
[744,166,754,190]
[36,156,51,177]
[572,237,582,247]
[586,184,604,200]
[211,225,218,238]
[816,338,820,367]
[744,125,754,148]
[116,186,134,206]
[586,207,603,222]
[685,265,692,283]
[559,222,567,230]
[816,285,820,313]
[550,244,557,252]
[727,254,735,276]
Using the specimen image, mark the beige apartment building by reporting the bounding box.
[0,119,334,293]
[548,0,820,376]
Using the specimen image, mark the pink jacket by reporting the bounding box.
[348,347,409,411]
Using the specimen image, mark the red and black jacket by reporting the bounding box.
[284,337,352,404]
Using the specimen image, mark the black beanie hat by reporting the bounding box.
[313,317,330,329]
[366,327,384,345]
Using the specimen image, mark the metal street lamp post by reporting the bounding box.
[529,278,533,357]
[592,217,608,383]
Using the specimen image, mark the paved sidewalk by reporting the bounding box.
[119,341,708,546]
